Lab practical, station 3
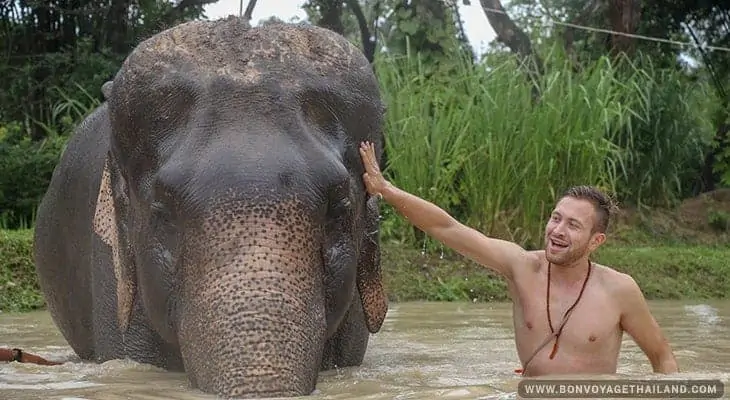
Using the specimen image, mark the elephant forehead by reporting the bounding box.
[122,17,370,87]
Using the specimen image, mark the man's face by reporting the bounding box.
[543,196,605,266]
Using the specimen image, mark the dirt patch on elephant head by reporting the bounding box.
[106,17,383,157]
[117,17,371,89]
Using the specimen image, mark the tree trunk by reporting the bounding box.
[478,0,544,99]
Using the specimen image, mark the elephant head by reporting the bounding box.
[91,18,388,398]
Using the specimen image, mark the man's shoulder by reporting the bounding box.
[509,250,542,275]
[593,262,641,294]
[526,250,545,266]
[528,249,545,258]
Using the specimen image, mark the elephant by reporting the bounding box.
[32,17,389,399]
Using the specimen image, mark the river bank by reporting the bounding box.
[2,190,729,312]
[382,242,730,302]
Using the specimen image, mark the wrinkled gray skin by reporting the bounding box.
[33,17,389,399]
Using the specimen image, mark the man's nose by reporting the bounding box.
[552,223,567,236]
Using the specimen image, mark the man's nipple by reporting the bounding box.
[588,335,597,342]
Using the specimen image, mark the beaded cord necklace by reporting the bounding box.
[515,259,593,375]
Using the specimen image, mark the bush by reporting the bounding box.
[0,229,45,312]
[610,55,717,206]
[0,125,69,229]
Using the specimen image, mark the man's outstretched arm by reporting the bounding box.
[617,274,679,373]
[359,141,531,280]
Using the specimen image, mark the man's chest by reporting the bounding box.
[515,287,622,351]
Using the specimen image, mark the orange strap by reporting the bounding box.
[0,347,61,366]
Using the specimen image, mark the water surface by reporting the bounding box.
[1,300,728,399]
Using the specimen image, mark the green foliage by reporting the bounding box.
[610,54,717,206]
[0,0,206,142]
[302,0,474,63]
[0,125,68,229]
[0,83,98,229]
[713,112,730,188]
[0,39,120,132]
[593,245,730,299]
[387,0,470,61]
[708,209,730,232]
[0,229,45,312]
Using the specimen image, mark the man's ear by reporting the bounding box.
[589,232,607,251]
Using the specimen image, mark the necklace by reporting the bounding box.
[545,259,592,359]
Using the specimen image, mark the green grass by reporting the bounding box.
[381,243,730,303]
[2,227,728,313]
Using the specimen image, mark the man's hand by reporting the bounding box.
[359,141,388,198]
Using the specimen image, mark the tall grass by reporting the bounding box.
[374,50,714,250]
[611,55,717,206]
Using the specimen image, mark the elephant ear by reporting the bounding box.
[92,154,137,333]
[356,194,388,333]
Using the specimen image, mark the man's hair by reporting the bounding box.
[560,185,618,233]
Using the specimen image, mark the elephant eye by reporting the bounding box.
[326,176,355,218]
[150,200,173,218]
[150,201,166,212]
[299,93,342,138]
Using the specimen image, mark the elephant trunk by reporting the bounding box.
[177,201,327,398]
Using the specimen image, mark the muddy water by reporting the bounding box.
[1,300,729,400]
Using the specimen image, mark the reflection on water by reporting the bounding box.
[1,300,729,399]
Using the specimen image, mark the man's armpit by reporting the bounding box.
[510,250,543,278]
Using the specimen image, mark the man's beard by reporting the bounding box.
[545,242,586,266]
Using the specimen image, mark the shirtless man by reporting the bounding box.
[358,141,678,376]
